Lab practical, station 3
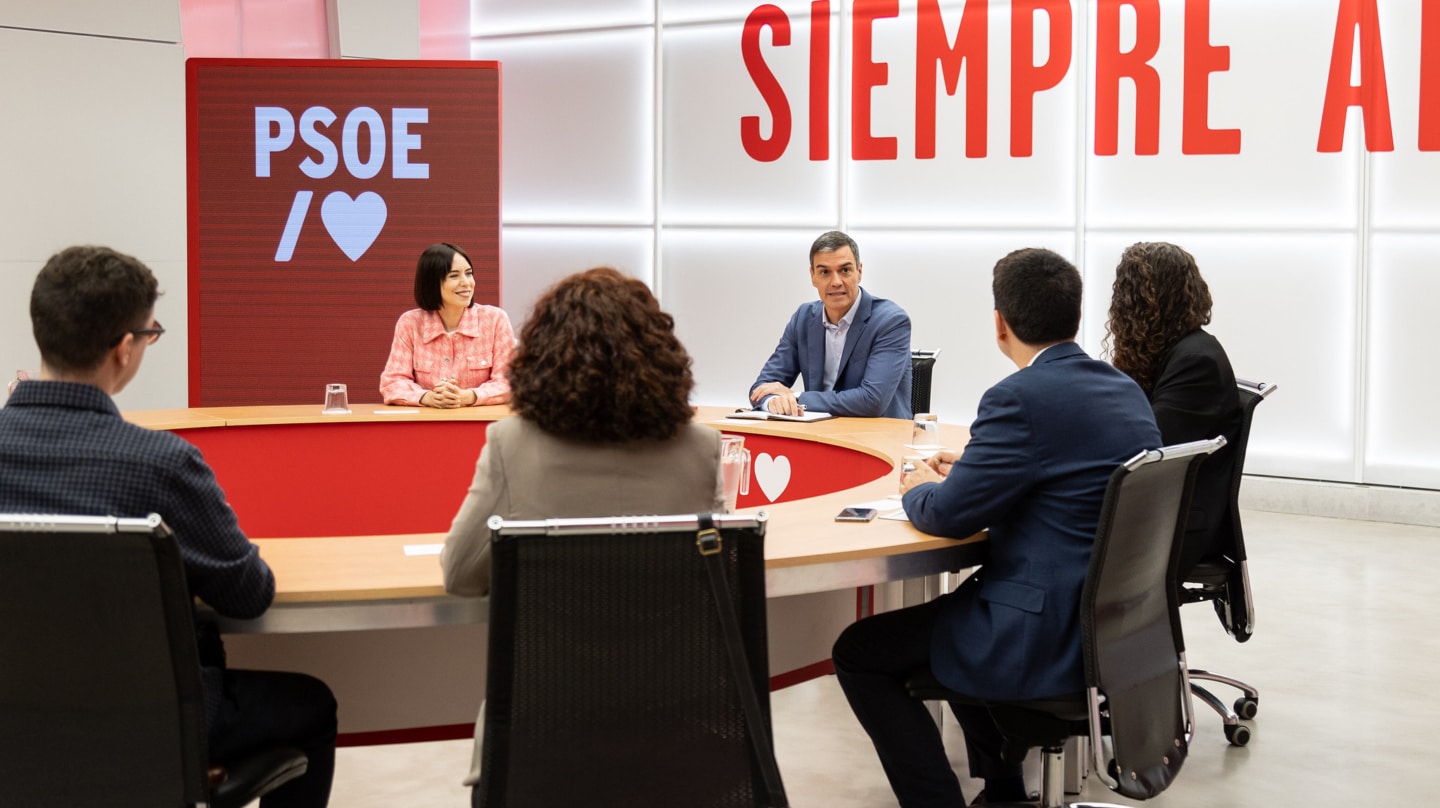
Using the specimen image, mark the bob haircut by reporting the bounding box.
[508,267,696,443]
[413,243,474,311]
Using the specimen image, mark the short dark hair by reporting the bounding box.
[992,248,1082,344]
[809,230,860,266]
[31,246,160,374]
[508,267,696,443]
[413,242,473,311]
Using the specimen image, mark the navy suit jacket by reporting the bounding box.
[902,342,1160,701]
[750,289,912,419]
[1150,329,1243,576]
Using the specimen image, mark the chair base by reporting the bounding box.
[1014,745,1167,808]
[1025,746,1128,808]
[1189,668,1259,747]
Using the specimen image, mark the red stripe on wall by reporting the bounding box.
[769,658,834,691]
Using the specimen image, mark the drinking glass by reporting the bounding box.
[322,382,351,415]
[720,435,752,511]
[911,413,940,448]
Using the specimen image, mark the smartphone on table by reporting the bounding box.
[835,507,879,522]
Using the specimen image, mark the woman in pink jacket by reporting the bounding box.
[380,242,513,407]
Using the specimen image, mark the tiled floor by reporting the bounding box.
[327,510,1440,806]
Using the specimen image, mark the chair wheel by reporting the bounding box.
[1224,723,1251,747]
[1233,697,1258,720]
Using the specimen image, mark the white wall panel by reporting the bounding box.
[847,1,1079,228]
[854,229,1074,425]
[471,0,652,35]
[1084,0,1361,229]
[334,0,420,58]
[662,229,824,407]
[0,28,188,409]
[0,261,42,405]
[663,21,839,226]
[500,227,654,329]
[0,29,187,262]
[0,0,180,42]
[1365,235,1440,489]
[1083,232,1357,482]
[474,30,654,224]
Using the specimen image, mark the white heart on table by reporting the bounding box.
[753,453,791,502]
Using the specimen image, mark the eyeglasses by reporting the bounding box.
[110,320,165,348]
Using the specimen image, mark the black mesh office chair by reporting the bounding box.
[1181,379,1276,747]
[0,513,306,808]
[908,438,1223,808]
[911,349,941,414]
[478,512,787,808]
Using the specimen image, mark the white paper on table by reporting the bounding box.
[848,499,902,511]
[403,543,444,556]
[722,409,834,423]
[902,445,944,457]
[879,509,909,522]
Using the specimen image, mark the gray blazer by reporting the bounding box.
[441,415,726,597]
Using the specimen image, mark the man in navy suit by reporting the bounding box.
[749,231,912,418]
[832,248,1160,806]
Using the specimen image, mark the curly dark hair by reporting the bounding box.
[507,267,696,443]
[1105,241,1213,394]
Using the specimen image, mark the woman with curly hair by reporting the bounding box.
[440,266,725,598]
[1106,241,1242,575]
[440,267,725,793]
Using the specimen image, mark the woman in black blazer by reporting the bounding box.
[1107,242,1244,576]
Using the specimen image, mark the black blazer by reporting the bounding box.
[1150,329,1243,575]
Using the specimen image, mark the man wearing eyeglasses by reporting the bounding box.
[0,246,337,808]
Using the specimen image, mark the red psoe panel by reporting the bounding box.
[186,59,501,406]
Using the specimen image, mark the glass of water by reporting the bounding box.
[911,413,940,448]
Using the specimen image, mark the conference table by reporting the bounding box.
[124,403,985,745]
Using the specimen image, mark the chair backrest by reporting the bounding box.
[910,349,940,414]
[1200,378,1276,643]
[1081,438,1223,801]
[1219,379,1277,566]
[479,513,786,808]
[0,513,210,807]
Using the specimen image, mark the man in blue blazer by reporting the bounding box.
[749,231,912,419]
[832,248,1160,807]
